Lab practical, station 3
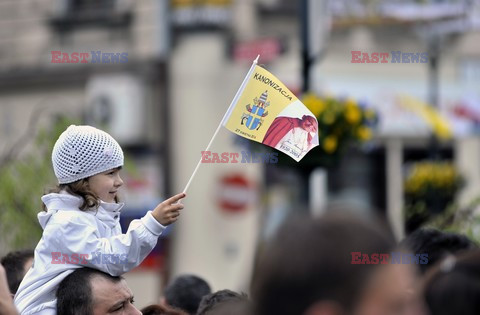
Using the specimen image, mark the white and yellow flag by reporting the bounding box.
[222,61,319,161]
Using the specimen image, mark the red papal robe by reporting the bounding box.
[262,116,314,148]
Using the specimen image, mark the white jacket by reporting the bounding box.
[14,192,166,315]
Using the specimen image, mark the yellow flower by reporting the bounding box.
[357,126,372,141]
[303,94,326,117]
[302,93,316,106]
[345,106,361,124]
[323,136,338,153]
[405,161,461,195]
[345,98,357,108]
[323,111,336,125]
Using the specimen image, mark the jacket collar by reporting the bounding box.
[40,192,124,229]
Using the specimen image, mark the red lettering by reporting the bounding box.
[79,52,89,63]
[70,253,80,264]
[71,52,79,63]
[61,253,71,264]
[51,51,61,63]
[351,51,361,63]
[361,53,371,63]
[51,252,61,264]
[351,252,362,264]
[79,254,88,265]
[61,53,70,63]
[371,52,379,63]
[380,253,390,264]
[221,152,229,163]
[230,153,239,163]
[361,254,371,264]
[380,53,389,63]
[221,152,228,163]
[211,152,221,163]
[371,253,379,264]
[201,151,211,163]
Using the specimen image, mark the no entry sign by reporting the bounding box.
[217,174,255,213]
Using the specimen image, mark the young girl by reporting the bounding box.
[14,125,186,315]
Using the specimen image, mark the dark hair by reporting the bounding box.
[164,275,211,314]
[141,304,188,315]
[56,268,123,315]
[423,250,480,315]
[251,212,395,315]
[400,228,477,274]
[0,249,34,294]
[43,167,122,211]
[196,290,250,315]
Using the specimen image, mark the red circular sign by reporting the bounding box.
[217,174,254,213]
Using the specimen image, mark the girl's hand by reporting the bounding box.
[152,193,186,226]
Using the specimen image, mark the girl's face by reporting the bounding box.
[88,167,123,203]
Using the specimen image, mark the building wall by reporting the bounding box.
[169,33,262,292]
[0,0,170,309]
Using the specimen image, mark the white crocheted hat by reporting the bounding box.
[52,125,124,184]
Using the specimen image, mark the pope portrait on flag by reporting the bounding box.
[222,63,319,162]
[263,109,319,160]
[182,57,320,193]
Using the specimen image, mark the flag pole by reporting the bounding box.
[182,55,259,194]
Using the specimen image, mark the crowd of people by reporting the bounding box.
[2,214,480,315]
[1,125,479,315]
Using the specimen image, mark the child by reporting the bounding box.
[14,125,186,315]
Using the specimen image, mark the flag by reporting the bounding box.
[398,95,452,139]
[222,64,319,161]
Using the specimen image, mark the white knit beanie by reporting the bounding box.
[52,125,124,184]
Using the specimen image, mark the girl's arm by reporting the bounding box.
[44,192,185,276]
[45,210,165,276]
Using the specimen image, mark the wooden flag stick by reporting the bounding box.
[182,55,259,194]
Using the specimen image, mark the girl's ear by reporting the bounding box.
[304,301,345,315]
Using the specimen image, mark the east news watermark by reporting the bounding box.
[351,51,428,64]
[51,51,128,64]
[51,252,129,265]
[201,150,278,164]
[351,252,429,265]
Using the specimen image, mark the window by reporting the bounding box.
[49,0,132,30]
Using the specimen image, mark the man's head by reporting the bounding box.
[196,290,250,315]
[57,268,141,315]
[400,228,476,274]
[162,274,211,314]
[1,249,34,295]
[300,115,318,133]
[141,303,188,315]
[423,250,480,315]
[252,212,425,315]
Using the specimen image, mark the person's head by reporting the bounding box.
[354,260,426,315]
[141,304,188,315]
[423,250,480,315]
[0,249,34,295]
[57,267,141,315]
[196,290,250,315]
[400,228,476,274]
[300,115,317,133]
[47,125,124,210]
[0,264,17,315]
[162,275,211,315]
[252,212,425,315]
